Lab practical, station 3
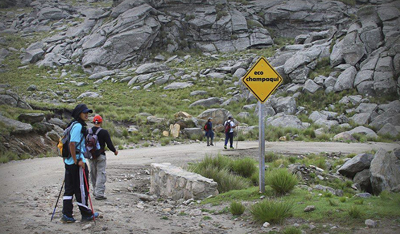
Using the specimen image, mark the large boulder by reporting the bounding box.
[337,153,374,178]
[189,97,223,108]
[370,148,400,194]
[0,115,33,134]
[197,108,232,125]
[266,114,305,129]
[271,96,297,115]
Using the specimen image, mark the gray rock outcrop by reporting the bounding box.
[370,148,400,194]
[150,163,219,200]
[337,153,374,178]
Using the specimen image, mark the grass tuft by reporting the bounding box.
[250,199,293,224]
[266,168,298,195]
[230,201,245,215]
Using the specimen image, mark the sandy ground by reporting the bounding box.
[0,140,399,234]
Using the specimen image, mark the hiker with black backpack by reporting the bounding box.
[204,117,214,146]
[87,115,118,200]
[61,104,99,223]
[223,116,236,150]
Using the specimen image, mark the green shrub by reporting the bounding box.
[288,156,297,163]
[348,205,362,218]
[191,166,251,193]
[271,158,289,168]
[265,151,279,162]
[190,155,232,172]
[266,168,298,195]
[339,197,347,203]
[230,201,245,215]
[231,158,257,178]
[160,137,171,146]
[250,199,293,224]
[250,170,259,185]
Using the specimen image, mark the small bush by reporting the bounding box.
[192,166,251,193]
[272,158,289,168]
[231,157,257,178]
[288,157,297,163]
[265,151,279,162]
[266,168,298,195]
[339,197,347,203]
[250,170,259,185]
[230,201,245,215]
[160,137,171,146]
[191,155,232,172]
[348,205,362,218]
[250,199,293,224]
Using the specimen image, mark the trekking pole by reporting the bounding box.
[50,180,65,221]
[235,124,239,149]
[82,168,96,222]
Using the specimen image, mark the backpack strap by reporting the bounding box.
[69,121,84,155]
[94,127,102,135]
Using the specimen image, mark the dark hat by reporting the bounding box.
[72,104,92,119]
[228,116,233,119]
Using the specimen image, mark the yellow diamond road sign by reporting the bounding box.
[241,56,283,103]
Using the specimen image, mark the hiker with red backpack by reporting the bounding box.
[61,104,99,223]
[204,117,214,146]
[223,116,236,149]
[87,115,118,200]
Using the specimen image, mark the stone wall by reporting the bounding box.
[150,163,219,200]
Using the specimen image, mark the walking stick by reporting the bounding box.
[235,124,239,149]
[50,180,64,221]
[82,168,96,222]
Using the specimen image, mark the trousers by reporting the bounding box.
[89,154,107,197]
[224,132,234,147]
[62,163,92,218]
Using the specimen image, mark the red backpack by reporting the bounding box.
[224,121,231,133]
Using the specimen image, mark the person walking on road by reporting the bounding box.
[62,104,99,223]
[89,115,118,200]
[224,116,236,149]
[204,117,214,146]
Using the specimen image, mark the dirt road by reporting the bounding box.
[0,141,398,234]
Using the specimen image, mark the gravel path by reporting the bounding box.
[0,141,398,233]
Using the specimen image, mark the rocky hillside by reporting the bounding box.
[0,0,399,158]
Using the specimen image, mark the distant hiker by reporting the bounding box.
[224,116,236,149]
[204,117,214,146]
[88,115,118,200]
[62,104,99,223]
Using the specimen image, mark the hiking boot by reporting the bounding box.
[210,144,214,146]
[207,144,210,146]
[95,196,107,200]
[224,146,227,149]
[61,214,76,223]
[81,212,99,222]
[230,147,234,149]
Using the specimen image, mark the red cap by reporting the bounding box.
[93,115,103,124]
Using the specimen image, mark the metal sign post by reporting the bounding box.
[241,56,282,194]
[258,101,265,193]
